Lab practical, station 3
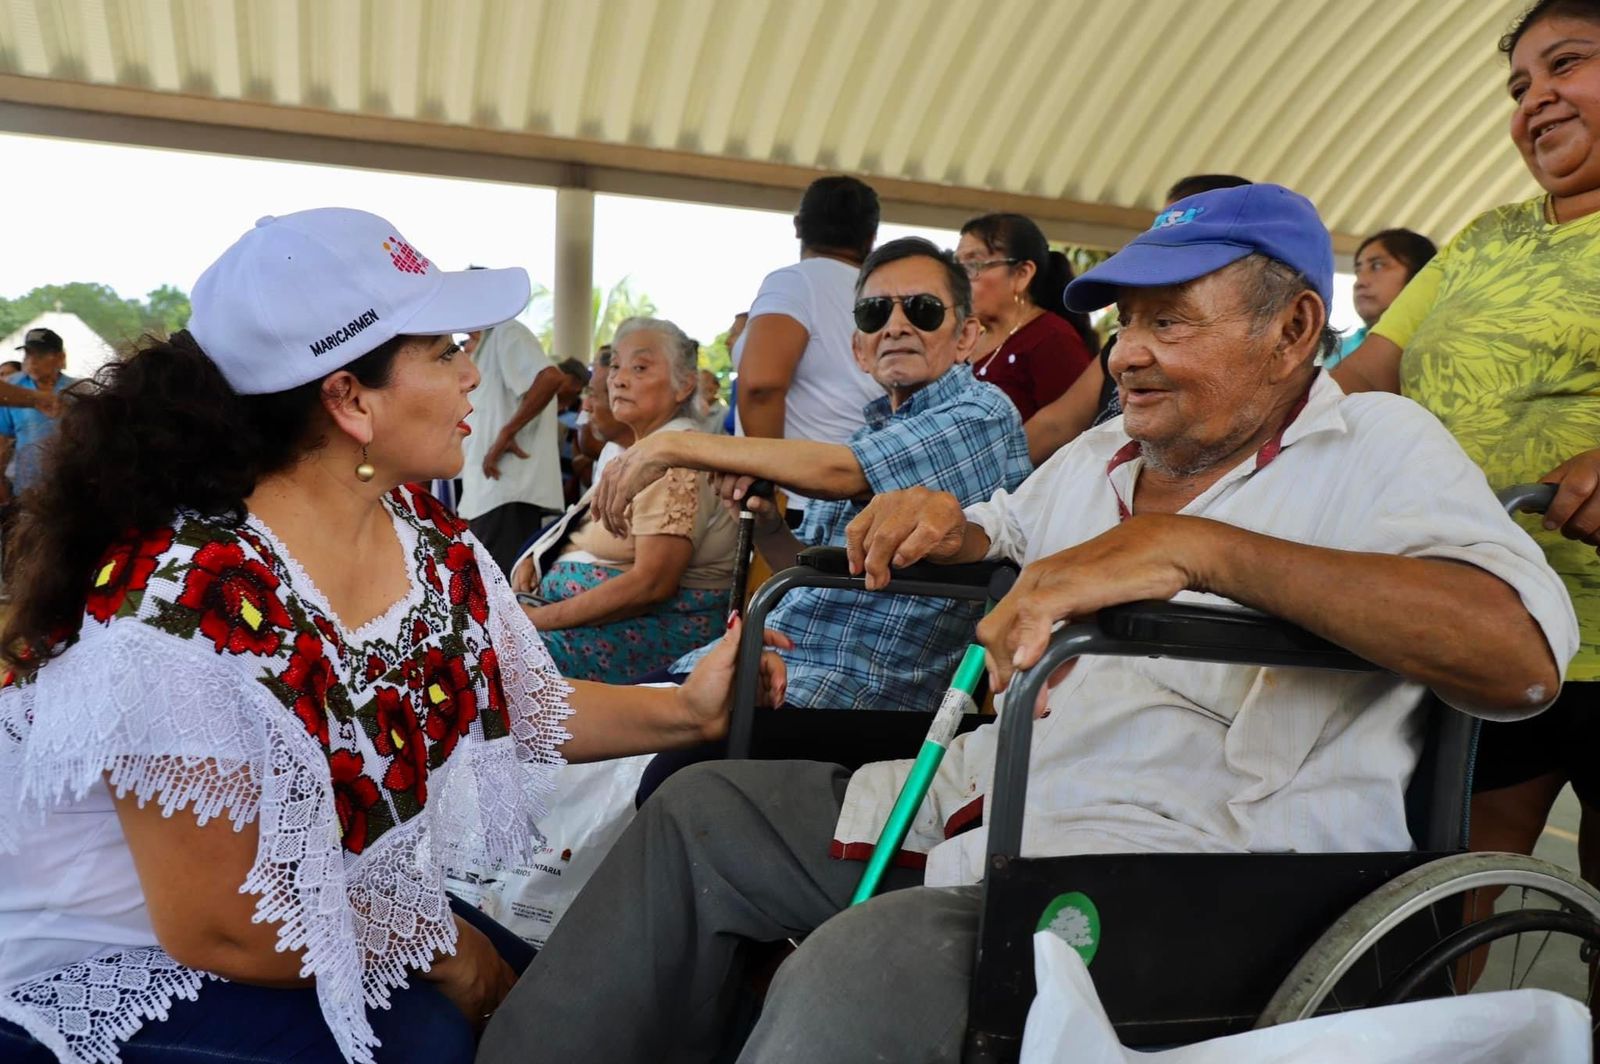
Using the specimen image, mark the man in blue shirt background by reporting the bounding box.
[0,327,75,505]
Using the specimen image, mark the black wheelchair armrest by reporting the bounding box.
[986,600,1382,860]
[1094,600,1371,671]
[796,546,1012,591]
[728,550,1017,758]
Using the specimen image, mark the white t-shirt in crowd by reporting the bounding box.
[594,440,626,481]
[734,257,882,508]
[832,373,1579,887]
[459,320,563,519]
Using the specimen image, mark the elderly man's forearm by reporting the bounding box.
[661,433,869,500]
[1194,520,1560,715]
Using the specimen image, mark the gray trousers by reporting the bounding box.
[477,760,983,1064]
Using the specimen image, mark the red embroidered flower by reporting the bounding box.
[329,749,380,854]
[480,648,510,731]
[404,484,469,538]
[418,647,478,760]
[372,686,428,802]
[364,653,386,683]
[311,614,344,660]
[278,631,336,745]
[85,527,175,623]
[442,543,489,625]
[411,617,430,644]
[423,554,444,594]
[177,541,294,656]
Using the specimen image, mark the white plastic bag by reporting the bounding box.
[1021,931,1591,1064]
[448,754,650,949]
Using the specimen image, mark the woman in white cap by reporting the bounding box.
[0,209,785,1064]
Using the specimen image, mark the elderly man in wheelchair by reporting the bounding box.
[479,183,1582,1064]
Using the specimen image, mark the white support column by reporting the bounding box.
[553,187,595,362]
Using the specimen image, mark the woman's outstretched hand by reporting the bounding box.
[678,618,793,739]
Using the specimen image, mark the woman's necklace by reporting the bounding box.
[974,302,1039,376]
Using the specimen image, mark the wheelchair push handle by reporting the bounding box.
[1498,482,1556,516]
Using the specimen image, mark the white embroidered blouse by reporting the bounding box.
[0,484,572,1063]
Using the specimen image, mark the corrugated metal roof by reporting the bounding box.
[0,0,1540,248]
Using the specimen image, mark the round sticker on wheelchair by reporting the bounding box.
[1036,891,1101,966]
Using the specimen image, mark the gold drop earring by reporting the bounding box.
[355,444,376,483]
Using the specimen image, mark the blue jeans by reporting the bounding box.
[0,898,533,1063]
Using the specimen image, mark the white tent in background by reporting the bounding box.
[0,311,117,381]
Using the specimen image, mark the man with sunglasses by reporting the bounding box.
[589,236,1031,715]
[484,187,1576,1064]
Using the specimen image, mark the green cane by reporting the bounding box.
[850,565,1016,905]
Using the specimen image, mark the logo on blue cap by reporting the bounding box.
[1063,183,1333,313]
[1151,206,1206,230]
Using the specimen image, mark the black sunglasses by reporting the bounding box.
[852,294,950,333]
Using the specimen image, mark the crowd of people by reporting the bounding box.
[2,0,1599,1061]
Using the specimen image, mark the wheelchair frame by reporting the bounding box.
[723,484,1600,1062]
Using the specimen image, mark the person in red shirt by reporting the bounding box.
[954,213,1097,423]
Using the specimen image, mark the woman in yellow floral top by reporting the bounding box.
[1336,0,1600,887]
[514,318,737,683]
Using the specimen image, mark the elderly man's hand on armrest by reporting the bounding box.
[844,487,993,590]
[978,514,1561,721]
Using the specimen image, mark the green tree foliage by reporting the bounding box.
[526,276,659,358]
[0,283,192,348]
[699,330,733,385]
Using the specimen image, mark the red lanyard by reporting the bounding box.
[1105,386,1314,522]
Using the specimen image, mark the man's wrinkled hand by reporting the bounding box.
[714,473,784,531]
[32,391,60,418]
[844,487,967,590]
[593,436,673,537]
[1541,449,1600,553]
[978,515,1206,698]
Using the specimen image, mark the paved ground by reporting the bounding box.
[1536,784,1587,874]
[1487,784,1595,1003]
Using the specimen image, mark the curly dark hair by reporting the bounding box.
[1,330,402,671]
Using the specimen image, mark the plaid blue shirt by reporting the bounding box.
[673,366,1031,710]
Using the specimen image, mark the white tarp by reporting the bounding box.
[1022,930,1591,1064]
[0,312,116,381]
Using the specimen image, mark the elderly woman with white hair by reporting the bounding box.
[518,317,737,682]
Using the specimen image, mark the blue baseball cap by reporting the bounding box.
[1064,183,1333,313]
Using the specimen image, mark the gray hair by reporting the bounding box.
[610,316,703,419]
[1235,254,1340,363]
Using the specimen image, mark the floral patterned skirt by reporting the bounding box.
[536,559,726,683]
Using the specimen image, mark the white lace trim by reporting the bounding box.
[1,552,572,1064]
[0,947,212,1064]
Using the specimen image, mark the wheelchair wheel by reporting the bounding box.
[1257,852,1600,1027]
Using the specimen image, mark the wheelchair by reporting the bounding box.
[726,483,1600,1062]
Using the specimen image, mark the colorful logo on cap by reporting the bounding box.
[382,235,431,275]
[1151,206,1206,230]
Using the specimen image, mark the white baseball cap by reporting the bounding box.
[187,207,531,395]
